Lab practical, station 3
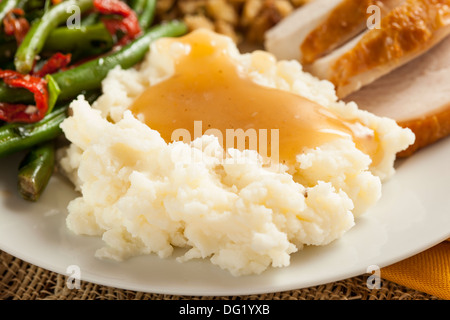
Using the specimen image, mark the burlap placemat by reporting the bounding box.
[0,251,439,300]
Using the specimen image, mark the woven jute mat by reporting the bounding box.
[0,251,440,300]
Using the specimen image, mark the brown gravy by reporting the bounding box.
[129,31,379,166]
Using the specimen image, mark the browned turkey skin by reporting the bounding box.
[266,0,450,156]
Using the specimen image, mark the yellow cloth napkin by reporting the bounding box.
[381,239,450,299]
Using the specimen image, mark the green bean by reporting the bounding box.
[0,20,188,103]
[1,23,113,66]
[14,0,94,74]
[43,0,50,13]
[0,89,100,157]
[131,0,146,13]
[0,82,31,104]
[17,141,55,201]
[138,0,156,30]
[45,74,60,114]
[131,0,155,29]
[0,0,19,24]
[43,23,114,59]
[53,20,188,102]
[0,105,67,158]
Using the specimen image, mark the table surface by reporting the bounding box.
[0,250,439,300]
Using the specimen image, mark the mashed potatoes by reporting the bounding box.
[58,29,414,276]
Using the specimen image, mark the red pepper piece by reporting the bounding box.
[94,0,131,16]
[3,8,30,45]
[33,52,72,77]
[94,0,142,46]
[0,70,48,123]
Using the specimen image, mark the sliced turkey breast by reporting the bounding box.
[264,0,346,61]
[307,0,450,98]
[300,0,405,64]
[345,34,450,157]
[264,0,404,63]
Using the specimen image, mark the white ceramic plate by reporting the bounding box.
[0,137,449,296]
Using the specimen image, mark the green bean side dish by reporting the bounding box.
[0,0,188,201]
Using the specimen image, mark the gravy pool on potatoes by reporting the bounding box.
[129,31,381,167]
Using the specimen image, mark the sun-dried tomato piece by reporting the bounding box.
[0,70,49,123]
[33,53,72,77]
[3,8,30,45]
[94,0,142,46]
[94,0,131,17]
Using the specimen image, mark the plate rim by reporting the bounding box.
[0,138,449,296]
